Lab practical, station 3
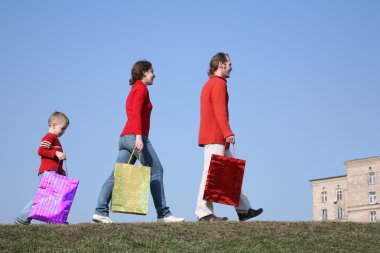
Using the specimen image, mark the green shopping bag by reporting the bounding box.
[111,148,151,215]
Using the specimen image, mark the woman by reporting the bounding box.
[92,60,184,223]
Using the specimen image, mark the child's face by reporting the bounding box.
[52,122,68,137]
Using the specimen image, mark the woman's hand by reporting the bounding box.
[135,135,144,152]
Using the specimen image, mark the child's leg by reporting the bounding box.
[15,200,33,224]
[15,173,44,224]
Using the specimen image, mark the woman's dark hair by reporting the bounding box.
[129,60,153,85]
[208,52,229,76]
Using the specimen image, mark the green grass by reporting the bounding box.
[1,221,380,252]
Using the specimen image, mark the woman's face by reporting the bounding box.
[142,68,155,85]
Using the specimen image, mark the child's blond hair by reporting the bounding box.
[48,111,70,127]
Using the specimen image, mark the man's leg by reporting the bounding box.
[223,149,252,212]
[195,144,226,219]
[225,148,263,221]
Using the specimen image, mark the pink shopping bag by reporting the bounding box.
[29,172,79,224]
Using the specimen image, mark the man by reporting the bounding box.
[196,52,263,222]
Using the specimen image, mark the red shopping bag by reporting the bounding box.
[203,145,245,206]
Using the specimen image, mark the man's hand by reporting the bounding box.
[55,151,66,160]
[225,135,235,144]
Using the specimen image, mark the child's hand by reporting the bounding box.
[55,151,66,160]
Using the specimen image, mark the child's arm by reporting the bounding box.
[55,151,66,160]
[38,135,65,160]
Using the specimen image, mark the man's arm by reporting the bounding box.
[212,81,234,140]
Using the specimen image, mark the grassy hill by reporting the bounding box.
[1,221,380,252]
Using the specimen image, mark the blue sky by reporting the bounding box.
[1,0,379,224]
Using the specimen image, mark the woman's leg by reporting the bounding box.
[94,169,115,216]
[139,136,171,219]
[94,137,136,216]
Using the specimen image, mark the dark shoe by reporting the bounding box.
[14,220,30,225]
[238,208,263,221]
[198,214,228,222]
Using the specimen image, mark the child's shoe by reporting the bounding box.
[14,219,30,225]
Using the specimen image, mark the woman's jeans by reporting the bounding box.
[95,135,171,219]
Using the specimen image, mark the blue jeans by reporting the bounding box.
[15,171,57,224]
[95,135,171,219]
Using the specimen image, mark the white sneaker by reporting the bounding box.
[92,214,113,223]
[157,215,185,223]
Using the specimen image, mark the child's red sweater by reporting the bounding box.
[37,133,64,175]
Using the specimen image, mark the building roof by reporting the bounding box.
[345,156,380,164]
[309,156,380,183]
[309,175,346,182]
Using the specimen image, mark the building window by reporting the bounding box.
[321,191,327,203]
[322,209,328,221]
[337,208,343,220]
[336,190,342,201]
[368,172,375,185]
[369,192,377,204]
[370,211,377,222]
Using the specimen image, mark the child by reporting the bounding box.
[15,111,70,225]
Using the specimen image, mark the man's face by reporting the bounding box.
[220,57,232,78]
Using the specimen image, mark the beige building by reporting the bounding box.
[310,156,380,222]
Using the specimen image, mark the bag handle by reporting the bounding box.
[55,160,68,176]
[127,147,142,164]
[223,143,236,157]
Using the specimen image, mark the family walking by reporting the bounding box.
[15,52,263,224]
